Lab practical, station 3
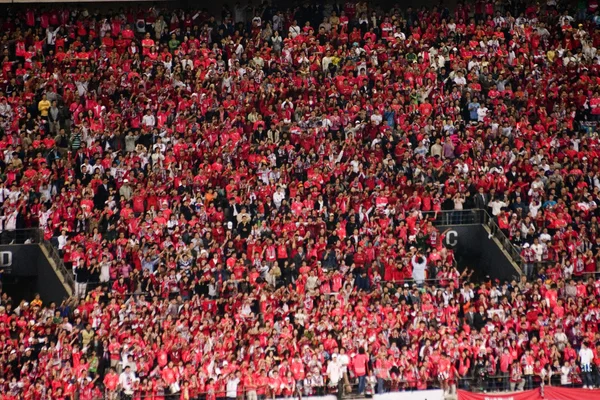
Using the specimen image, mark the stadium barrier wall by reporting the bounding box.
[375,390,445,400]
[280,391,444,400]
[436,224,520,282]
[0,243,69,303]
[458,387,600,400]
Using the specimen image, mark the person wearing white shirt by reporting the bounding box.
[119,366,137,396]
[411,254,427,286]
[370,111,383,125]
[120,354,137,373]
[468,59,480,71]
[234,43,245,58]
[3,149,14,165]
[579,342,595,388]
[226,372,241,399]
[529,200,542,218]
[322,52,333,72]
[562,261,574,279]
[539,230,552,243]
[1,208,18,232]
[273,186,286,209]
[553,327,568,350]
[530,238,544,263]
[141,110,156,128]
[477,105,489,122]
[181,56,193,70]
[453,72,467,86]
[46,26,61,45]
[38,207,52,229]
[337,349,351,392]
[57,231,69,250]
[289,21,301,38]
[152,140,166,154]
[560,361,572,386]
[559,13,574,27]
[0,99,12,118]
[0,184,9,203]
[327,355,343,388]
[488,198,508,216]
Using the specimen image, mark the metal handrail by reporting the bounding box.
[68,370,591,400]
[0,228,44,244]
[420,209,485,225]
[417,209,525,272]
[480,211,526,268]
[40,239,75,291]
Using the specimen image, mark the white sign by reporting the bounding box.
[0,251,12,268]
[300,390,444,400]
[445,230,458,247]
[374,390,445,400]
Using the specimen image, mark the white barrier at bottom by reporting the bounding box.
[300,390,444,400]
[302,396,337,400]
[375,390,445,400]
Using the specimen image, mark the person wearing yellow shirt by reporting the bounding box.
[30,293,42,308]
[38,94,51,118]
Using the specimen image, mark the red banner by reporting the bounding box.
[544,386,599,400]
[457,389,542,400]
[458,387,600,400]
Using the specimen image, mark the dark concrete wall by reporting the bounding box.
[0,245,69,304]
[438,225,521,283]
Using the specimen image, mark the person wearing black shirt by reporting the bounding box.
[237,215,252,238]
[473,306,487,331]
[87,259,100,292]
[74,259,89,298]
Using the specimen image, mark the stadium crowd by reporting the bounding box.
[0,0,600,399]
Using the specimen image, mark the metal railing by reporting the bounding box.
[0,228,44,244]
[40,239,75,292]
[419,209,525,273]
[421,209,486,226]
[480,211,526,271]
[69,370,600,400]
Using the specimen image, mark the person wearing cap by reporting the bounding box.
[119,179,133,200]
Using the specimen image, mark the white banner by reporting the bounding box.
[300,391,444,400]
[375,390,445,400]
[302,396,336,400]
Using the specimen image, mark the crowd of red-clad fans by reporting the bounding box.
[1,0,600,399]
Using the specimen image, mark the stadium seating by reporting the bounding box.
[0,1,599,399]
